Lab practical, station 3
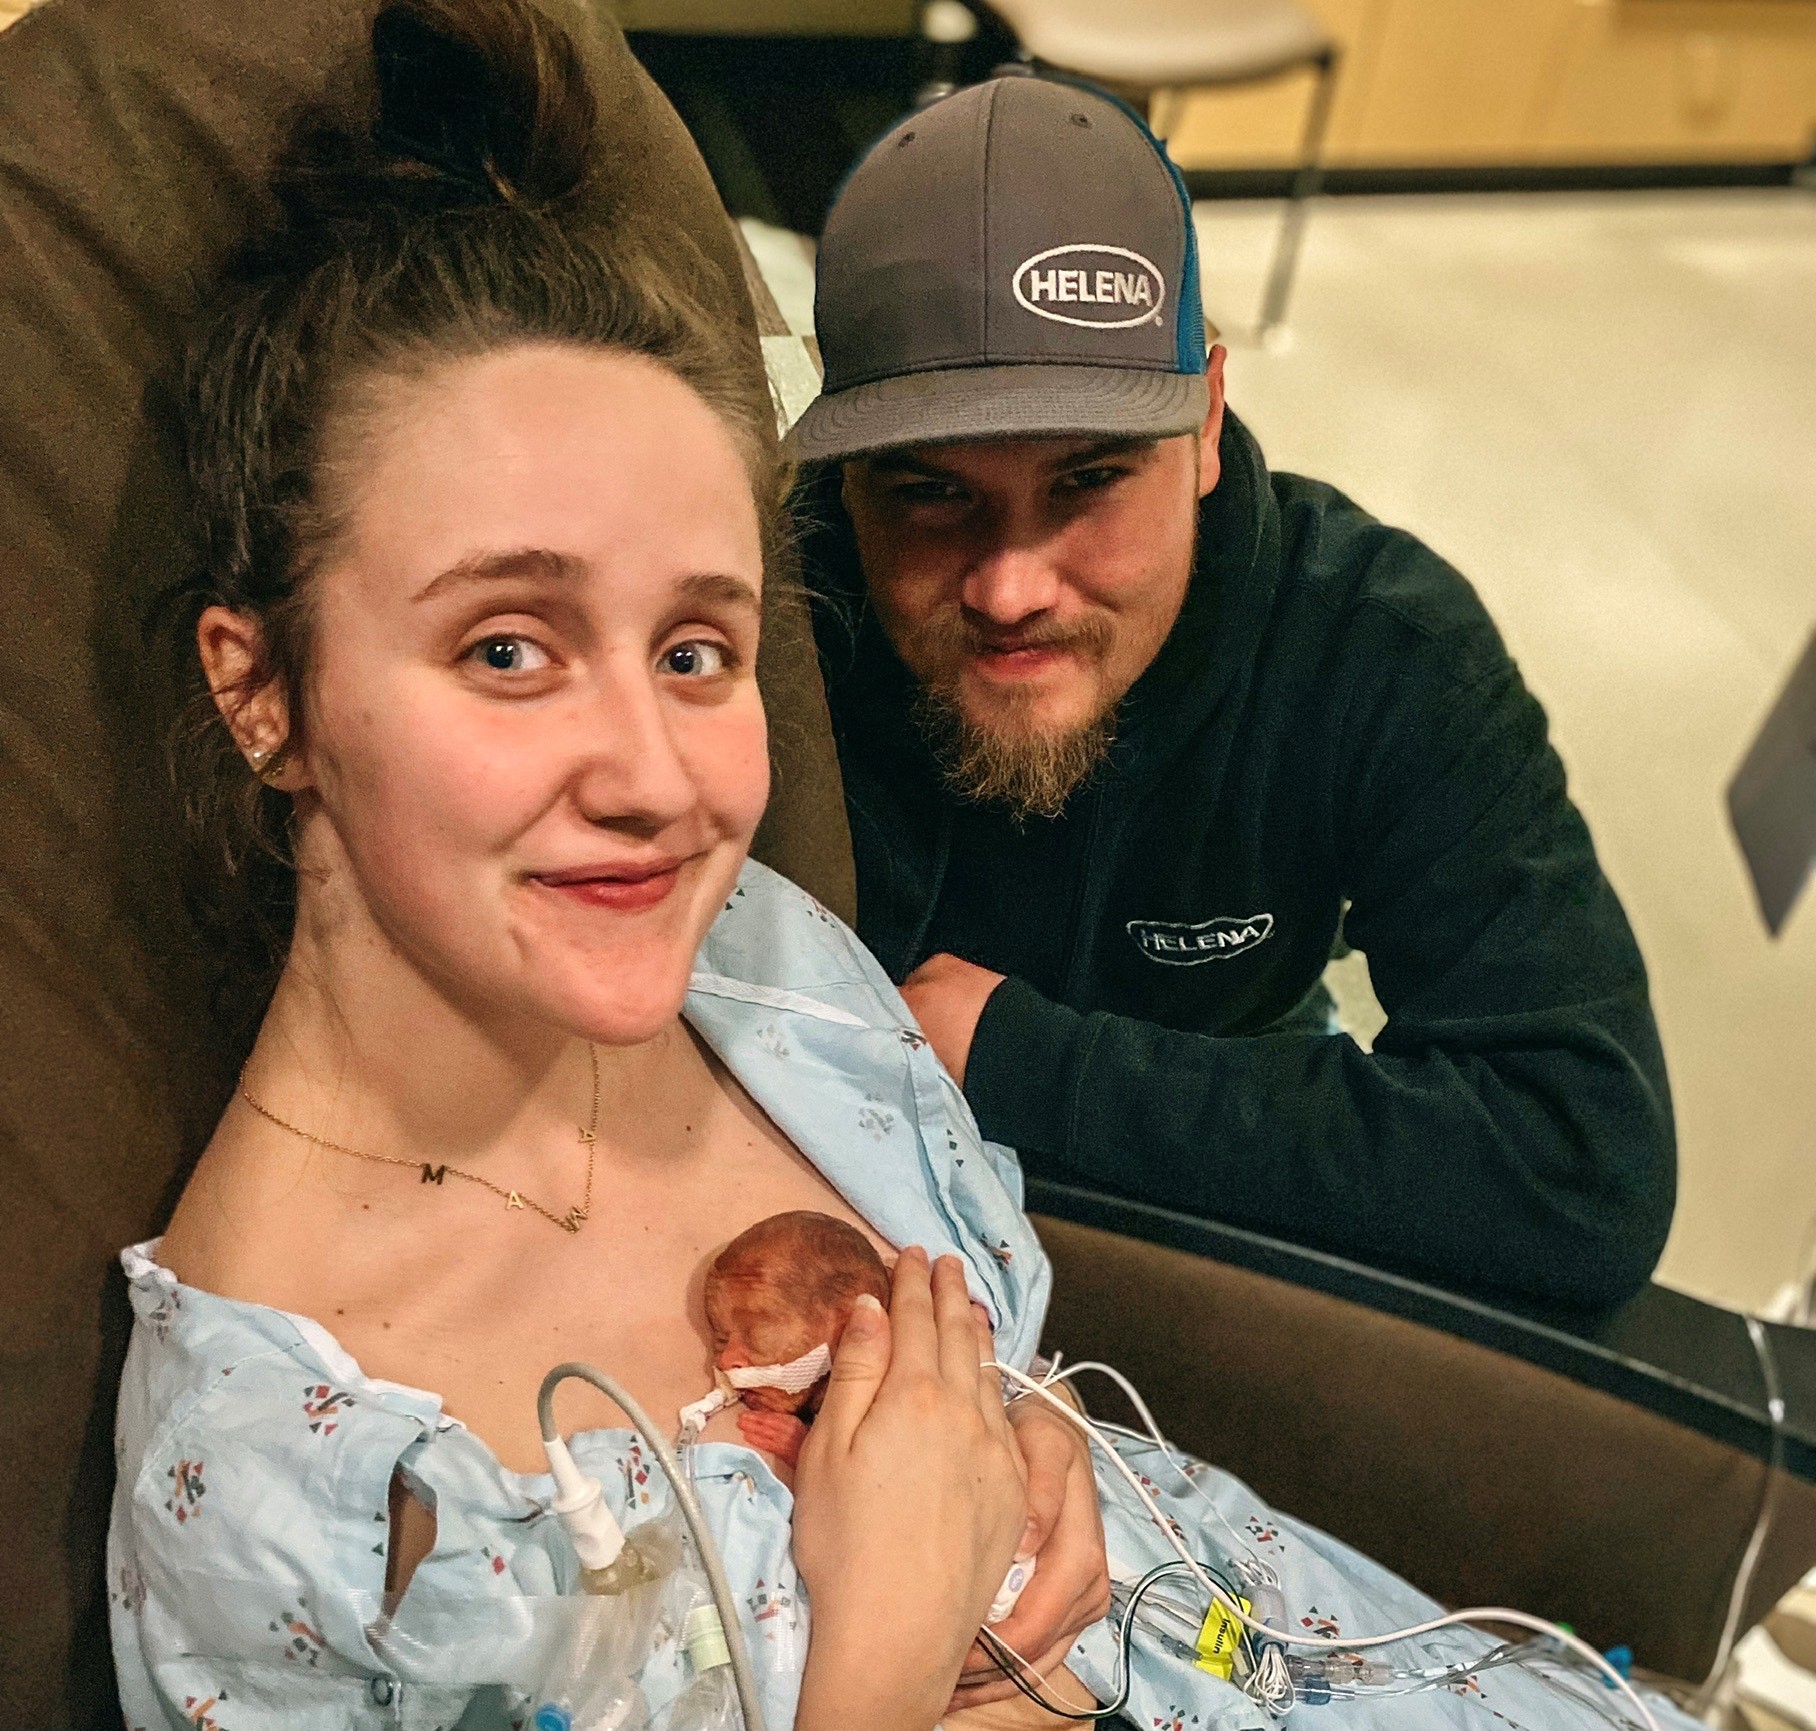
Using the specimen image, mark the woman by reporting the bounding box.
[114,5,1092,1725]
[112,4,1697,1728]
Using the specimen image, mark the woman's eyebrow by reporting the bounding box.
[676,571,762,616]
[412,547,585,603]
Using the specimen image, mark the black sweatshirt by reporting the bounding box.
[801,411,1676,1310]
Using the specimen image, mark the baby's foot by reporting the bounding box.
[737,1409,810,1466]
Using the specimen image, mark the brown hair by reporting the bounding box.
[708,1211,893,1322]
[166,0,787,1024]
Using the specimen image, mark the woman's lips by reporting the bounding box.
[530,861,684,912]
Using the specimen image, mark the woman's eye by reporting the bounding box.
[663,640,728,678]
[469,635,550,674]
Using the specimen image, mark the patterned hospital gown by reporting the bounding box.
[110,861,1696,1731]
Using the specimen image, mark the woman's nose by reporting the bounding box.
[571,659,696,831]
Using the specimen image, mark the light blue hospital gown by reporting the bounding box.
[111,862,1694,1731]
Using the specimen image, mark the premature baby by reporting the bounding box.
[699,1209,892,1465]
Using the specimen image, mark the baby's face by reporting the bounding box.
[706,1281,841,1414]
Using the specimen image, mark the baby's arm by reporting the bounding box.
[738,1407,812,1465]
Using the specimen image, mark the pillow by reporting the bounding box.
[0,0,851,1718]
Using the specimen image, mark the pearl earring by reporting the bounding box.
[247,744,288,787]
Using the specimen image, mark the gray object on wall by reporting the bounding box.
[1729,625,1816,936]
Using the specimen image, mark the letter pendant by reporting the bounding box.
[560,1208,585,1234]
[506,1191,525,1211]
[578,1128,596,1145]
[420,1163,447,1185]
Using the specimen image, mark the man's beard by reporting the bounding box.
[901,611,1118,822]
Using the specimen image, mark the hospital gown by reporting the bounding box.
[110,861,1696,1731]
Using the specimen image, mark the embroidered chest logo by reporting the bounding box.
[1127,913,1275,965]
[1012,244,1166,329]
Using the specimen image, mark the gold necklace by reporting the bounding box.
[238,1045,599,1234]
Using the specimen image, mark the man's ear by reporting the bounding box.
[1196,344,1229,501]
[196,604,307,790]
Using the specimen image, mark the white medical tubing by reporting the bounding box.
[536,1363,766,1731]
[990,1362,1662,1731]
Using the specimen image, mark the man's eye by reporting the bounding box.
[663,639,728,677]
[894,480,967,505]
[469,635,551,673]
[1057,465,1125,494]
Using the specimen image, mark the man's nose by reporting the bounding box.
[572,657,696,831]
[960,540,1064,626]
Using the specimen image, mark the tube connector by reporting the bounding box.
[541,1431,626,1572]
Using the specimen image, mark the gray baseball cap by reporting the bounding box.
[789,71,1209,463]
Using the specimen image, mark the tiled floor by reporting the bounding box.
[1193,189,1816,1315]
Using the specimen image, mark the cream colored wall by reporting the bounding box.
[1165,0,1816,168]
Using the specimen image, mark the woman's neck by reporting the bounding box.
[245,878,704,1180]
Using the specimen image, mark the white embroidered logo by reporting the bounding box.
[1012,244,1166,329]
[1127,914,1275,965]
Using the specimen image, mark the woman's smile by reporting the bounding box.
[528,856,691,912]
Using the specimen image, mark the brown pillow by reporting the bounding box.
[0,1,851,1719]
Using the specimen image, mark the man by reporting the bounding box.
[790,70,1674,1310]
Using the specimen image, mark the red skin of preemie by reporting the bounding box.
[703,1211,892,1467]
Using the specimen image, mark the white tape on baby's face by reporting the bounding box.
[721,1341,832,1394]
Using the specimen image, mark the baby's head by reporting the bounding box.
[704,1211,891,1414]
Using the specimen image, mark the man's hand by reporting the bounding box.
[947,1391,1111,1711]
[901,953,1006,1088]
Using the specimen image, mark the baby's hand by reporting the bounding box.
[738,1408,811,1466]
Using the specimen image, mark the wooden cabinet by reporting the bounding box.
[1164,0,1816,169]
[607,0,917,31]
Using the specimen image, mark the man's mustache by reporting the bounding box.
[906,608,1116,665]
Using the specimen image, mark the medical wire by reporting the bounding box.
[978,1560,1211,1721]
[536,1364,766,1731]
[990,1362,1663,1731]
[1014,1360,1641,1721]
[1692,1312,1786,1717]
[1050,1363,1674,1727]
[1033,1359,1281,1584]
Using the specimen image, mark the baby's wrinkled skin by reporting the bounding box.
[703,1211,891,1464]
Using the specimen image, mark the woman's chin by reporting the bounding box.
[546,972,695,1048]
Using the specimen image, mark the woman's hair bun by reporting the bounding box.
[371,0,599,210]
[274,0,601,237]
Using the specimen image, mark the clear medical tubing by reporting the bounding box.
[669,1604,742,1731]
[536,1364,767,1731]
[990,1362,1663,1731]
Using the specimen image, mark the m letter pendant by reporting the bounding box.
[420,1164,447,1185]
[560,1208,584,1234]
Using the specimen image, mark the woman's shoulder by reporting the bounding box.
[692,858,916,1030]
[113,1241,437,1522]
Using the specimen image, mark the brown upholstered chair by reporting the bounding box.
[0,0,848,1719]
[0,0,1807,1722]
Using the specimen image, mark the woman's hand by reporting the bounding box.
[948,1389,1112,1711]
[791,1248,1029,1731]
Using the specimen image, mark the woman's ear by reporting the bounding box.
[196,604,306,791]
